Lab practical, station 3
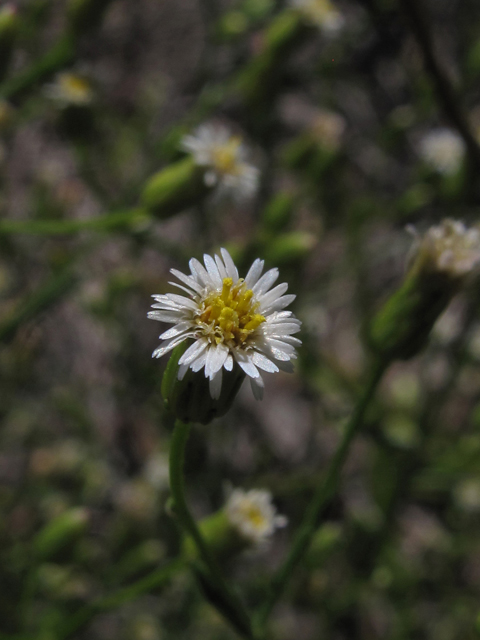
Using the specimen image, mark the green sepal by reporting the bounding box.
[141,157,210,219]
[162,342,245,425]
[183,510,249,563]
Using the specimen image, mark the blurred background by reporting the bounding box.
[2,0,480,638]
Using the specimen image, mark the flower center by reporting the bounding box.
[60,74,92,103]
[238,501,267,531]
[197,277,266,346]
[211,137,242,175]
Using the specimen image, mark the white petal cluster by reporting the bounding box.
[412,219,480,277]
[181,124,259,199]
[225,488,287,545]
[418,128,465,175]
[290,0,344,33]
[148,248,301,400]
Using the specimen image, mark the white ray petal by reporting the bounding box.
[261,294,297,314]
[147,310,185,323]
[152,334,190,358]
[170,268,203,293]
[159,322,192,340]
[245,258,264,288]
[203,254,223,288]
[189,257,214,288]
[250,376,264,400]
[178,363,189,380]
[234,353,260,378]
[257,283,289,308]
[169,282,198,296]
[224,354,234,371]
[178,339,208,366]
[252,268,279,295]
[264,322,301,336]
[209,370,223,399]
[220,248,239,281]
[214,254,228,279]
[205,343,229,379]
[191,350,208,372]
[252,351,279,373]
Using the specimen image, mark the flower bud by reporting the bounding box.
[369,220,480,361]
[161,343,245,425]
[33,507,89,561]
[141,157,209,220]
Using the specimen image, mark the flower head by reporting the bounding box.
[290,0,344,33]
[181,124,259,199]
[225,488,287,545]
[410,219,480,278]
[45,72,94,107]
[418,128,465,175]
[148,248,301,401]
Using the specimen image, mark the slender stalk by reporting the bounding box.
[55,557,186,639]
[399,0,480,169]
[169,420,254,639]
[255,358,388,633]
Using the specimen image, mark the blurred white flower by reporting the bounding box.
[290,0,344,34]
[418,128,465,175]
[225,488,287,545]
[45,72,94,107]
[181,124,259,199]
[311,108,347,151]
[409,219,480,278]
[148,248,301,400]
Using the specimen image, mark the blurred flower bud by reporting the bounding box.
[369,219,480,361]
[33,507,89,561]
[141,157,209,219]
[418,128,466,176]
[161,343,245,425]
[264,231,316,265]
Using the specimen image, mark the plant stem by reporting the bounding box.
[169,420,254,639]
[255,358,388,634]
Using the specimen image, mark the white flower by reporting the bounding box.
[181,124,259,199]
[148,248,301,400]
[409,219,480,277]
[45,72,94,107]
[225,488,287,545]
[418,128,465,175]
[290,0,345,33]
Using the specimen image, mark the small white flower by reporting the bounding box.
[148,248,301,400]
[181,124,259,199]
[225,488,287,545]
[290,0,345,33]
[418,128,465,175]
[45,72,94,107]
[409,219,480,277]
[311,108,347,151]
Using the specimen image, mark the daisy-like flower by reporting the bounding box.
[181,124,259,199]
[225,488,287,546]
[290,0,344,34]
[410,219,480,278]
[418,128,465,175]
[148,248,301,401]
[45,72,94,107]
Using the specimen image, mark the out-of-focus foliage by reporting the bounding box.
[2,0,480,639]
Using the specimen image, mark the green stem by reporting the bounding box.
[55,557,186,639]
[255,358,388,633]
[169,420,254,639]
